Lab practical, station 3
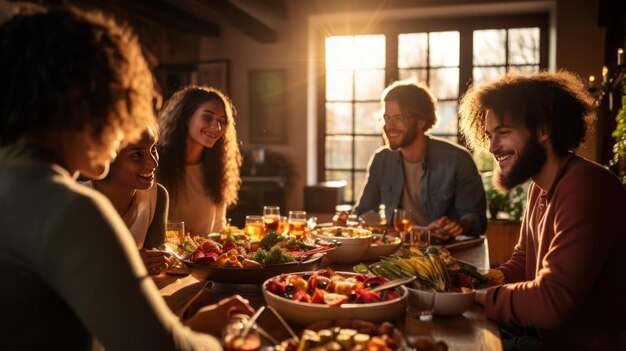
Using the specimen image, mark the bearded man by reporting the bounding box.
[355,81,486,241]
[459,71,626,350]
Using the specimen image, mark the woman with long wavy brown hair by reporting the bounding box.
[158,86,242,236]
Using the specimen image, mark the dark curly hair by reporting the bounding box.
[459,71,596,156]
[157,86,241,207]
[382,81,438,132]
[0,5,157,148]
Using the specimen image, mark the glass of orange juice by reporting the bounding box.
[244,215,265,241]
[288,210,307,237]
[263,206,280,232]
[393,209,413,247]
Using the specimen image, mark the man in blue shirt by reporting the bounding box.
[355,81,486,240]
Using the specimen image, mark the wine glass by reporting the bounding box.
[393,209,413,247]
[263,206,280,232]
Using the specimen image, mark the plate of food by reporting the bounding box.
[276,319,407,351]
[181,231,333,284]
[262,269,407,326]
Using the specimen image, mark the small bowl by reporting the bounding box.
[406,287,476,316]
[312,227,372,264]
[361,234,401,261]
[262,271,408,326]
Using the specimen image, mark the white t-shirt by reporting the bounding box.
[168,163,226,236]
[82,181,157,248]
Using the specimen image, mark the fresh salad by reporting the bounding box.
[180,231,335,268]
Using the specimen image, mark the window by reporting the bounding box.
[324,35,386,203]
[320,15,548,203]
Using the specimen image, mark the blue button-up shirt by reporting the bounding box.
[355,135,487,236]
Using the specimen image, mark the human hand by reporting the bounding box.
[139,249,176,276]
[183,295,256,337]
[427,216,468,241]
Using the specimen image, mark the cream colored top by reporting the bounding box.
[82,180,157,248]
[168,163,226,236]
[400,158,427,225]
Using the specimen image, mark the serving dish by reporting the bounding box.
[277,319,407,351]
[361,233,401,262]
[183,253,324,284]
[262,271,407,326]
[312,227,372,264]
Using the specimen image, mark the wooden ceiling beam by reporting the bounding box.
[107,0,220,37]
[191,0,278,43]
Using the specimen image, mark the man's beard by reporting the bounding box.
[385,122,418,150]
[494,135,546,192]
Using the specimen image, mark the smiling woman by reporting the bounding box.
[158,86,242,236]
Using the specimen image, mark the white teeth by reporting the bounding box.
[139,172,153,177]
[495,154,512,163]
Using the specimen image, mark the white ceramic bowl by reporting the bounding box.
[406,287,476,316]
[262,272,408,326]
[361,234,401,262]
[312,227,372,264]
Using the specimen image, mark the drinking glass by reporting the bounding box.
[222,313,261,351]
[244,215,265,241]
[165,221,185,246]
[288,210,307,237]
[263,206,281,232]
[413,228,431,249]
[393,209,413,247]
[407,288,436,321]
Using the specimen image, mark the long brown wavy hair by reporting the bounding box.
[157,86,241,207]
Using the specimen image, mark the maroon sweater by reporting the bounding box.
[485,154,626,350]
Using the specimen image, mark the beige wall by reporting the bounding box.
[199,0,604,211]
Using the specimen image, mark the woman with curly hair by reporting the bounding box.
[0,5,252,350]
[158,86,242,236]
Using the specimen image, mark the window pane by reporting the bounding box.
[431,101,458,135]
[473,66,506,85]
[326,69,353,101]
[325,136,352,168]
[326,36,354,69]
[473,29,506,65]
[353,171,367,204]
[508,28,540,65]
[355,69,385,100]
[398,33,428,68]
[429,31,459,67]
[326,102,352,134]
[508,65,540,74]
[429,68,459,100]
[399,68,428,83]
[355,102,383,134]
[355,136,382,169]
[354,35,386,69]
[326,170,353,203]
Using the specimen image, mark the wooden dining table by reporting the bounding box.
[154,237,502,350]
